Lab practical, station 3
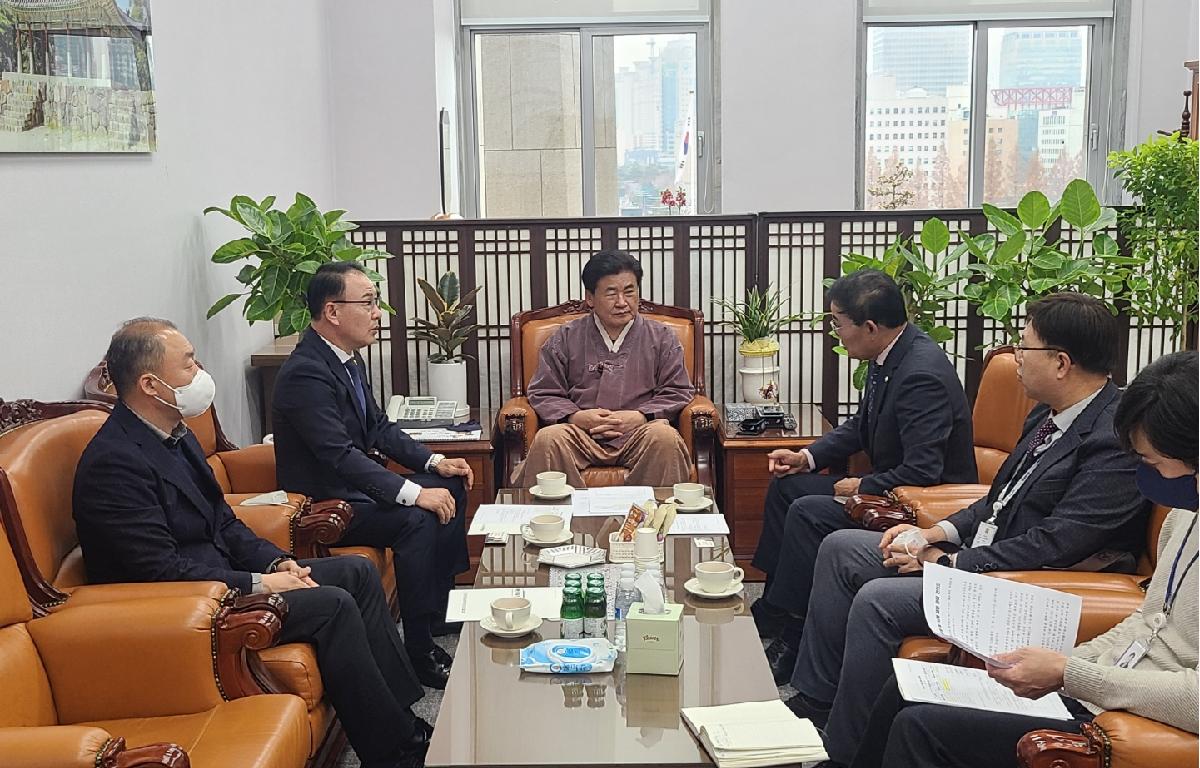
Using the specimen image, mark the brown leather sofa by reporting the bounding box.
[83,361,400,614]
[0,399,346,767]
[893,347,1035,507]
[497,299,718,488]
[0,503,310,768]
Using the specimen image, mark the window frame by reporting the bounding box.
[458,21,715,218]
[855,13,1122,209]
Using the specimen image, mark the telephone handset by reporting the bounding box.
[386,396,458,427]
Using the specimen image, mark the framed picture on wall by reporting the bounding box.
[0,0,155,152]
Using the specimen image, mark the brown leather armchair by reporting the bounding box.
[497,299,718,488]
[1018,711,1197,767]
[0,399,346,768]
[893,347,1036,508]
[0,514,310,768]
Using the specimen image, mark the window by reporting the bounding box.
[860,12,1114,210]
[462,11,712,217]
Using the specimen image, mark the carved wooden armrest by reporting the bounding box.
[1018,722,1105,768]
[213,592,287,699]
[679,395,717,489]
[498,396,537,485]
[292,498,352,559]
[0,728,189,768]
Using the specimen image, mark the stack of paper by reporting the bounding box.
[681,700,828,767]
[445,587,564,622]
[892,658,1073,719]
[572,486,656,517]
[467,504,573,535]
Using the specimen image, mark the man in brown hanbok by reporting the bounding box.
[513,250,694,488]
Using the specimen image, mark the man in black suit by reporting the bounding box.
[784,293,1148,767]
[272,262,471,689]
[74,318,431,768]
[752,269,977,678]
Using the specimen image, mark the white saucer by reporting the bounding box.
[530,484,575,500]
[522,529,574,546]
[667,496,714,512]
[683,577,745,599]
[480,614,543,638]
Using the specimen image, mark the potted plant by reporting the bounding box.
[411,271,480,416]
[712,286,806,403]
[1108,132,1199,346]
[202,193,393,336]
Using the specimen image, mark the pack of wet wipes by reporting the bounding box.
[518,638,618,674]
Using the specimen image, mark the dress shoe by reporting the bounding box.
[410,647,451,689]
[432,619,463,636]
[751,598,788,639]
[392,716,432,768]
[765,637,798,685]
[784,691,831,730]
[430,643,454,667]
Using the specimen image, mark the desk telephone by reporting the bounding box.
[737,404,797,435]
[386,396,458,428]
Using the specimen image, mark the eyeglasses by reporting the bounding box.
[1012,345,1068,358]
[331,297,381,309]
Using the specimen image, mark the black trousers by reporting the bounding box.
[278,556,424,765]
[751,471,841,576]
[761,493,857,619]
[850,675,1091,768]
[338,473,469,620]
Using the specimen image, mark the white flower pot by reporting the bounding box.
[427,360,470,416]
[738,340,781,405]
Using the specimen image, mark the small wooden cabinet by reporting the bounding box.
[717,404,831,574]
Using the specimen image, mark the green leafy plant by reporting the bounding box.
[829,217,972,386]
[711,286,807,353]
[1108,133,1199,340]
[960,179,1133,342]
[203,193,393,336]
[411,272,481,363]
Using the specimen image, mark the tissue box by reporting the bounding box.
[625,601,683,676]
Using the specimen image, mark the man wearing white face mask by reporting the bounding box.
[74,318,435,768]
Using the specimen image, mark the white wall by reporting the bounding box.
[1122,0,1199,149]
[0,1,335,444]
[719,1,859,213]
[326,2,444,220]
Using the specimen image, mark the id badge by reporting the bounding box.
[972,521,998,548]
[1115,639,1150,669]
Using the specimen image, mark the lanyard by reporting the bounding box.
[1162,517,1199,619]
[987,442,1049,524]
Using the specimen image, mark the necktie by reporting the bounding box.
[862,363,882,420]
[344,360,367,418]
[1025,416,1058,457]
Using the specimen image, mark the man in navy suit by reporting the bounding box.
[786,293,1149,767]
[74,318,432,768]
[272,262,471,689]
[752,269,977,679]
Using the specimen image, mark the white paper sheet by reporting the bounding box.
[467,504,572,535]
[892,658,1074,720]
[681,700,828,766]
[922,563,1082,664]
[401,428,483,441]
[571,486,656,517]
[445,587,564,622]
[667,513,730,535]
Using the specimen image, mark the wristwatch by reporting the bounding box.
[936,552,954,568]
[427,453,446,470]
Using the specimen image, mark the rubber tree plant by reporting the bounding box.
[960,178,1134,342]
[410,272,481,362]
[1108,132,1199,343]
[203,193,393,336]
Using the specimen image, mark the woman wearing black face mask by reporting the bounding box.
[836,351,1198,768]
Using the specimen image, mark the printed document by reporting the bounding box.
[893,658,1074,720]
[667,513,730,535]
[681,699,828,766]
[467,504,572,535]
[445,587,564,622]
[571,486,656,517]
[923,563,1082,665]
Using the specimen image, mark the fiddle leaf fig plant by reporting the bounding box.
[203,193,394,336]
[410,271,481,363]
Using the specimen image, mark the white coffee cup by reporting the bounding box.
[536,471,567,495]
[522,514,565,542]
[694,561,744,593]
[673,482,705,506]
[490,596,531,630]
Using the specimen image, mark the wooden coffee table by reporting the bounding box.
[425,488,783,767]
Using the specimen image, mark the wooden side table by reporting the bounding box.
[717,404,831,575]
[386,409,498,584]
[249,335,299,436]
